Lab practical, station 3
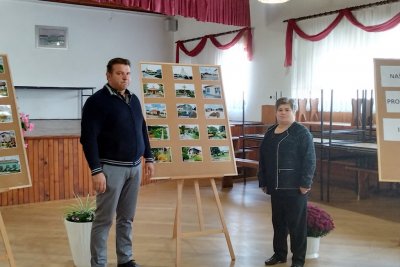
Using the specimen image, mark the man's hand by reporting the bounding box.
[300,187,311,194]
[143,162,155,184]
[92,172,106,194]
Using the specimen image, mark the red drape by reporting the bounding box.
[175,27,253,63]
[285,8,400,67]
[91,0,250,26]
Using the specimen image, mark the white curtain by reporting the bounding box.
[179,35,250,121]
[291,2,400,111]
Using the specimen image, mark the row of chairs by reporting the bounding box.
[297,98,319,122]
[296,96,373,128]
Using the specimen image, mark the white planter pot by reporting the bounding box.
[64,219,92,267]
[306,236,320,259]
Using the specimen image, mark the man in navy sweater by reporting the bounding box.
[81,57,154,267]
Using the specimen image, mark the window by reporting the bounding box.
[291,3,400,111]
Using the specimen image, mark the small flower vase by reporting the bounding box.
[306,236,321,259]
[64,219,92,267]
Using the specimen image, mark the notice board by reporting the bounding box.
[374,58,400,182]
[0,55,32,189]
[139,62,237,179]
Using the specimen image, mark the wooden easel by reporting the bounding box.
[0,189,16,267]
[172,177,235,267]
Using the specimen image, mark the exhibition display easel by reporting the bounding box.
[140,62,237,266]
[374,58,400,246]
[172,176,235,267]
[0,55,32,267]
[373,58,400,182]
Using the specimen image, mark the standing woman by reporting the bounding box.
[258,97,316,267]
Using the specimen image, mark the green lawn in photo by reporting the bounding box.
[210,146,230,161]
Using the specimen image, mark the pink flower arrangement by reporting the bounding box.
[307,203,335,238]
[20,112,34,135]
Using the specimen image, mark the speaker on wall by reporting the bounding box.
[165,18,178,32]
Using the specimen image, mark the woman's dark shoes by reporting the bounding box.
[265,255,287,265]
[118,260,140,267]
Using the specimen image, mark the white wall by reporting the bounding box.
[175,0,379,121]
[1,0,381,120]
[0,0,174,119]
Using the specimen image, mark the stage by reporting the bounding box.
[1,120,154,206]
[25,119,81,137]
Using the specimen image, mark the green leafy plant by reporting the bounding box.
[65,193,95,223]
[307,203,335,238]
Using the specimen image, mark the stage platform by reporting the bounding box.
[25,119,81,137]
[1,119,153,207]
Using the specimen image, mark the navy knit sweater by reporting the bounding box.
[80,85,153,175]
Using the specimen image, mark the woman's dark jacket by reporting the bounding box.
[258,122,316,195]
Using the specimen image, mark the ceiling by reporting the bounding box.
[39,0,159,15]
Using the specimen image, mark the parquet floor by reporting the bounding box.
[0,178,399,267]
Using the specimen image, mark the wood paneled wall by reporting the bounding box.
[0,136,154,206]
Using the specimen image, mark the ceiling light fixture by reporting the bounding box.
[258,0,290,3]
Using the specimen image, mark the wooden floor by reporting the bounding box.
[0,179,399,267]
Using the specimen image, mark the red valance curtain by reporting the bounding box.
[175,27,253,63]
[90,0,250,26]
[285,8,400,67]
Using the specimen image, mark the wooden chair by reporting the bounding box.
[365,99,373,126]
[309,98,319,121]
[351,98,362,126]
[351,98,373,127]
[297,98,308,122]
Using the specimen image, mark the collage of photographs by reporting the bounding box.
[141,63,232,166]
[0,55,22,177]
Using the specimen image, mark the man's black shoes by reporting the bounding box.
[118,260,140,267]
[265,255,287,265]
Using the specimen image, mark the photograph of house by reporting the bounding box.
[0,155,21,175]
[175,83,195,98]
[181,146,203,162]
[0,130,16,149]
[145,103,167,119]
[141,64,162,79]
[199,66,219,81]
[0,80,8,98]
[204,104,225,119]
[143,83,165,98]
[202,84,221,99]
[176,103,197,118]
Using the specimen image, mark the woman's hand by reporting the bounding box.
[300,187,310,194]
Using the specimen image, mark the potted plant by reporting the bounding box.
[64,194,95,267]
[306,203,335,259]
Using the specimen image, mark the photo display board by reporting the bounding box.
[140,62,237,179]
[0,55,32,189]
[374,58,400,182]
